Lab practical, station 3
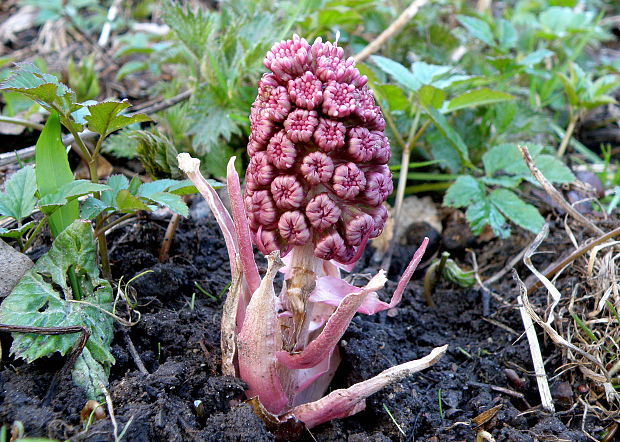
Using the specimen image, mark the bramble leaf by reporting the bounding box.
[0,220,114,399]
[371,55,421,91]
[444,176,484,207]
[456,15,495,47]
[38,180,110,215]
[489,188,545,234]
[84,100,151,137]
[466,197,510,238]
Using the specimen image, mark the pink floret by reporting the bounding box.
[284,109,319,143]
[271,175,305,210]
[322,81,356,118]
[264,34,311,82]
[288,71,323,110]
[267,130,297,170]
[314,230,347,261]
[313,118,345,153]
[278,211,311,246]
[332,163,366,200]
[305,193,341,231]
[300,151,334,185]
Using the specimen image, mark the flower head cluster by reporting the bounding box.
[246,35,392,263]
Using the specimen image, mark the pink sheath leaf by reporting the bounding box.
[309,237,429,315]
[292,347,340,406]
[276,272,388,370]
[227,157,261,294]
[285,344,448,429]
[237,252,289,414]
[177,154,238,274]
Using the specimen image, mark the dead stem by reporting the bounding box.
[353,0,429,62]
[527,225,620,295]
[518,145,603,236]
[159,212,182,262]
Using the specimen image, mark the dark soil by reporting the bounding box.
[0,198,607,441]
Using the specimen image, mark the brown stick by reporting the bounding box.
[159,213,182,262]
[353,0,429,63]
[122,329,149,375]
[0,324,91,405]
[517,145,604,236]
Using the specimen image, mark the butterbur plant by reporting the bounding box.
[178,35,447,430]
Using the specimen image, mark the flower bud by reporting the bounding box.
[246,34,393,263]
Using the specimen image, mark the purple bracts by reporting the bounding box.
[246,35,392,263]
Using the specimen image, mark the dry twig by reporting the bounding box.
[517,145,603,236]
[353,0,429,62]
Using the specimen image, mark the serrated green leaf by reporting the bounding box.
[447,88,514,113]
[0,165,37,221]
[531,154,575,183]
[370,55,421,91]
[80,197,111,220]
[144,192,188,217]
[38,181,110,215]
[444,176,484,207]
[72,347,109,401]
[84,100,151,136]
[457,15,495,47]
[425,107,472,168]
[490,188,545,233]
[466,198,510,238]
[0,63,73,108]
[0,220,114,399]
[35,112,78,237]
[411,62,452,86]
[100,175,129,207]
[419,85,445,109]
[519,49,554,67]
[116,189,149,212]
[483,144,543,177]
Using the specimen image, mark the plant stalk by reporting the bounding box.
[556,112,579,158]
[0,115,44,131]
[159,213,182,262]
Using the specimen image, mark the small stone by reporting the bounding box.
[0,239,33,297]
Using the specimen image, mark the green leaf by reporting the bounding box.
[100,175,129,207]
[0,63,73,110]
[116,189,150,212]
[0,221,36,239]
[411,62,452,86]
[143,192,188,217]
[519,49,554,67]
[557,72,579,107]
[466,198,510,238]
[0,165,37,221]
[457,15,495,47]
[419,85,445,109]
[528,154,575,183]
[84,100,151,136]
[444,176,484,207]
[35,112,78,237]
[38,181,110,215]
[497,19,517,51]
[0,220,114,399]
[80,197,111,220]
[446,88,514,113]
[72,347,109,401]
[370,55,421,91]
[489,188,545,233]
[425,107,472,167]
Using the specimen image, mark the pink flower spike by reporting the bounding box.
[284,345,448,428]
[347,127,377,163]
[264,34,311,82]
[344,213,374,246]
[247,151,276,187]
[332,162,366,200]
[313,118,346,153]
[300,151,334,186]
[288,71,323,110]
[305,193,341,231]
[271,175,305,209]
[322,81,356,118]
[267,130,297,170]
[278,211,311,246]
[284,109,319,143]
[314,230,346,261]
[245,190,277,229]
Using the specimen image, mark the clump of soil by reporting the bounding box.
[0,202,605,440]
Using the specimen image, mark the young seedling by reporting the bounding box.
[179,35,447,429]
